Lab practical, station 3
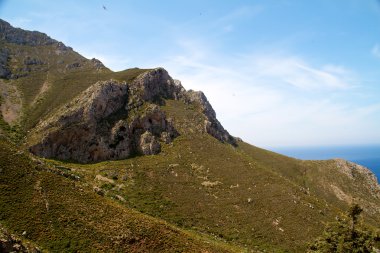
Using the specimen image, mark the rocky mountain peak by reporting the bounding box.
[28,68,235,162]
[28,77,174,162]
[0,19,59,47]
[0,19,87,80]
[129,67,186,102]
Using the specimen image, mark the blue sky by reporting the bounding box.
[1,0,380,148]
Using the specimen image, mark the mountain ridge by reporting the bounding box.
[27,67,236,163]
[0,18,379,252]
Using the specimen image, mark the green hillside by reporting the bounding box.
[41,99,379,252]
[1,40,149,130]
[1,18,379,253]
[0,137,241,252]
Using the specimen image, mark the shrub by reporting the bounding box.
[308,204,375,252]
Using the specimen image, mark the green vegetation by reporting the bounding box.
[308,204,377,252]
[38,99,378,252]
[1,22,379,252]
[0,94,23,141]
[21,64,148,130]
[3,68,379,252]
[39,99,376,252]
[1,42,149,131]
[0,137,241,252]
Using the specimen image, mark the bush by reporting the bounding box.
[308,204,375,252]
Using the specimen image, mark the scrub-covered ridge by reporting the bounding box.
[0,18,379,252]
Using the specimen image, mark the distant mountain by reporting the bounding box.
[1,19,379,252]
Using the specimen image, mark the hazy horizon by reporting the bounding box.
[270,144,380,178]
[1,0,380,147]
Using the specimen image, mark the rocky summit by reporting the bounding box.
[0,19,379,253]
[28,68,235,163]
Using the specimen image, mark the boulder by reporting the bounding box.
[138,131,161,155]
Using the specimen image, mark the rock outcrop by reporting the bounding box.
[184,89,236,145]
[0,19,57,47]
[129,68,186,103]
[0,48,10,79]
[0,18,105,81]
[335,159,380,199]
[29,78,177,162]
[0,225,40,253]
[130,68,236,145]
[29,68,235,162]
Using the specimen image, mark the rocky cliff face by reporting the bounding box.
[335,159,380,199]
[0,19,59,47]
[0,18,71,80]
[29,68,235,162]
[0,19,107,81]
[0,48,10,79]
[0,224,40,253]
[184,89,236,144]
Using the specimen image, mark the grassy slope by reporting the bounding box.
[2,39,379,252]
[238,143,380,227]
[0,137,242,253]
[3,48,379,250]
[2,42,149,130]
[24,67,148,129]
[43,99,380,252]
[43,99,374,252]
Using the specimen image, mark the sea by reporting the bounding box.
[270,146,380,182]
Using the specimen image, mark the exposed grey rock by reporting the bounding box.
[24,57,44,65]
[115,195,126,202]
[29,78,178,163]
[0,19,57,46]
[129,68,186,104]
[130,68,235,145]
[29,80,131,162]
[91,58,105,70]
[93,186,105,196]
[0,224,40,253]
[29,67,236,162]
[138,131,161,155]
[0,48,10,79]
[335,159,380,199]
[160,131,172,144]
[65,62,81,70]
[184,90,236,145]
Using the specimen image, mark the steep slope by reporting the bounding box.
[238,143,380,226]
[27,68,235,162]
[51,98,378,252]
[0,137,240,252]
[0,18,148,133]
[1,19,379,253]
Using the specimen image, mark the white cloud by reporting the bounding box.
[156,40,380,147]
[249,56,351,90]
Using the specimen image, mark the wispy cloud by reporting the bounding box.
[156,39,380,147]
[250,56,352,90]
[4,0,378,147]
[78,51,132,71]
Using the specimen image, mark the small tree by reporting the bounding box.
[308,204,375,253]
